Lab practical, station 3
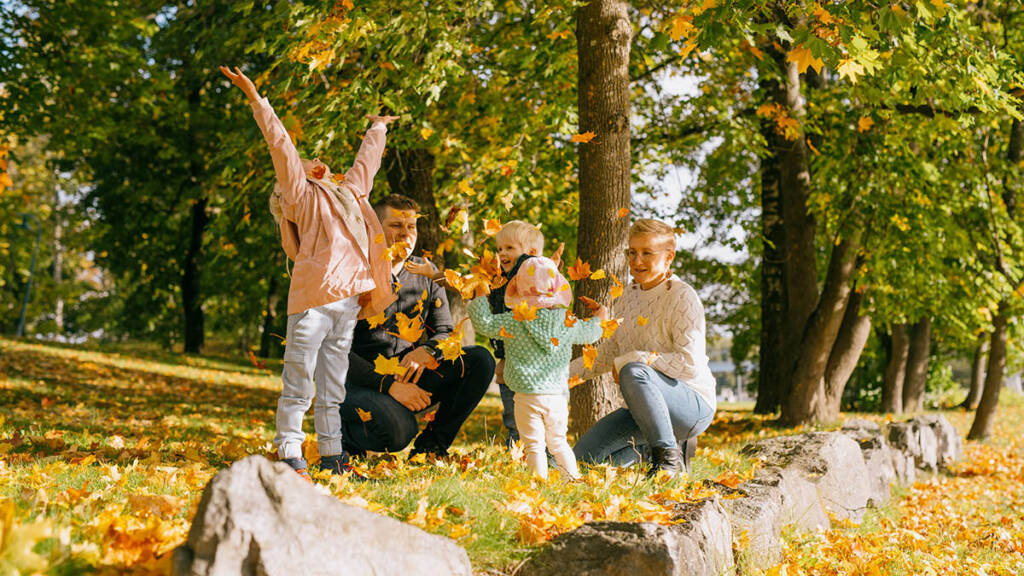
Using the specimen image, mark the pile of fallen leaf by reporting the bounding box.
[2,337,1023,575]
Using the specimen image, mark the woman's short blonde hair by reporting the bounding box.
[629,218,676,250]
[496,220,545,255]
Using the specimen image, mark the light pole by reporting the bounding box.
[16,213,41,338]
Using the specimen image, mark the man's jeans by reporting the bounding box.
[340,346,495,453]
[574,362,714,466]
[275,296,360,460]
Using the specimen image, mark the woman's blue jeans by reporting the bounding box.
[574,362,714,466]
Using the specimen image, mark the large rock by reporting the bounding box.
[840,419,897,506]
[888,418,939,473]
[913,414,963,470]
[716,478,785,569]
[172,456,472,576]
[520,497,733,576]
[740,432,873,527]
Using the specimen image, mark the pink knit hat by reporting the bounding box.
[504,257,572,309]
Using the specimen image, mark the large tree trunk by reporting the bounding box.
[183,196,207,354]
[823,287,871,413]
[384,148,442,256]
[881,324,909,413]
[755,50,818,415]
[780,229,860,425]
[968,309,1008,440]
[961,333,988,410]
[570,0,632,437]
[901,316,932,413]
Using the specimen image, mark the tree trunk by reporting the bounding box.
[881,324,909,413]
[968,309,1007,440]
[780,229,860,425]
[570,0,632,437]
[384,148,443,256]
[961,333,988,410]
[901,317,932,413]
[52,189,63,333]
[823,287,871,414]
[183,197,207,354]
[755,49,818,415]
[259,253,282,358]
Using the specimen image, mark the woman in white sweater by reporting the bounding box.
[571,219,716,476]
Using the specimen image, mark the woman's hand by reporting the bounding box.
[366,114,401,126]
[219,66,260,102]
[578,296,608,320]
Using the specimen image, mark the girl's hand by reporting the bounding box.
[549,242,565,269]
[366,114,401,126]
[219,66,260,102]
[579,296,609,321]
[404,259,437,278]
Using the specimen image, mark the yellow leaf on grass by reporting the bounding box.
[786,44,823,74]
[356,408,373,422]
[512,300,538,322]
[374,355,407,377]
[582,345,598,370]
[0,500,52,574]
[570,131,596,143]
[128,494,183,518]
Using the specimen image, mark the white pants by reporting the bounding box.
[514,392,579,480]
[275,296,360,460]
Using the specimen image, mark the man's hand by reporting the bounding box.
[404,259,437,278]
[219,66,260,102]
[396,346,440,385]
[366,114,401,126]
[389,379,432,412]
[578,296,608,321]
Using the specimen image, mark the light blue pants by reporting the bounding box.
[275,296,360,459]
[574,362,714,466]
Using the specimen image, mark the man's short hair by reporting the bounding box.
[374,194,420,220]
[496,220,545,255]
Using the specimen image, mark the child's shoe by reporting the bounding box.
[319,452,367,481]
[280,457,313,482]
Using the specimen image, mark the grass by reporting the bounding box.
[1,336,1022,574]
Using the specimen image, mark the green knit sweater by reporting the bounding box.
[467,298,603,395]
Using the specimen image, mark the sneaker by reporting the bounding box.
[504,431,520,450]
[319,452,367,481]
[280,457,313,483]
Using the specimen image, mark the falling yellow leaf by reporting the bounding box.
[637,315,649,326]
[610,274,624,299]
[420,127,434,140]
[571,131,597,143]
[366,311,387,329]
[567,258,592,281]
[483,219,503,236]
[582,345,598,369]
[498,326,515,339]
[564,310,578,327]
[356,408,373,422]
[858,116,875,133]
[374,354,407,377]
[590,269,606,280]
[512,300,538,322]
[550,337,560,347]
[600,318,621,339]
[568,375,584,389]
[390,312,424,342]
[617,207,629,218]
[383,241,410,262]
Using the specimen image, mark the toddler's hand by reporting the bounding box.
[366,114,401,126]
[578,296,607,320]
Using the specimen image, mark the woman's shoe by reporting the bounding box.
[648,446,683,477]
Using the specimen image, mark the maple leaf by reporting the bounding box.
[436,333,465,361]
[374,354,408,377]
[356,408,373,422]
[590,269,607,280]
[444,269,465,292]
[571,131,597,143]
[857,116,875,133]
[582,345,598,369]
[550,337,560,347]
[637,315,649,327]
[366,311,387,329]
[442,207,467,233]
[498,326,516,339]
[786,45,824,74]
[610,274,624,300]
[600,318,621,339]
[389,312,424,342]
[483,218,503,236]
[616,207,629,218]
[457,179,474,195]
[564,310,578,327]
[568,375,584,389]
[838,58,865,84]
[567,258,592,281]
[512,300,538,322]
[383,241,410,262]
[420,127,434,140]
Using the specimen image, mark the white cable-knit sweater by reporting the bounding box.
[570,275,717,409]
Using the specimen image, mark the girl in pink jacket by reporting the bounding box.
[221,66,398,480]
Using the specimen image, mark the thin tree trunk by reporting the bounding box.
[881,324,909,413]
[902,317,932,413]
[52,189,63,333]
[823,287,871,413]
[969,309,1007,440]
[183,197,207,354]
[259,252,282,358]
[780,229,860,425]
[961,333,988,410]
[570,0,632,437]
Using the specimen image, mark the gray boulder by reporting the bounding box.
[840,419,897,506]
[172,456,472,576]
[888,418,940,473]
[913,414,963,470]
[716,478,785,569]
[520,497,733,576]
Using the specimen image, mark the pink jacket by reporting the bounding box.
[250,97,396,318]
